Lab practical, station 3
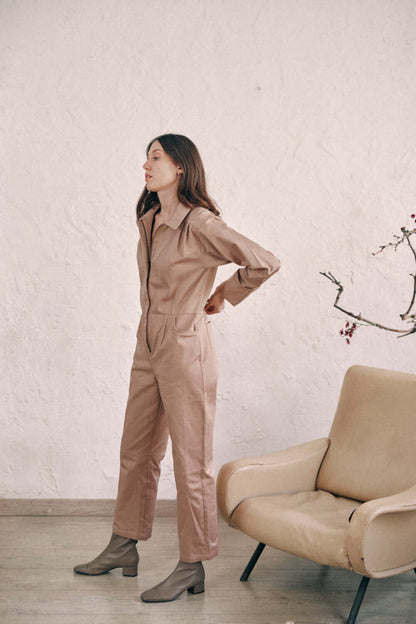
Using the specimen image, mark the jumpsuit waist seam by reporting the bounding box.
[146,311,206,316]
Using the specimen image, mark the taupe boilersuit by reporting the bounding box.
[113,203,280,562]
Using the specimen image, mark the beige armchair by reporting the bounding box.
[217,365,416,624]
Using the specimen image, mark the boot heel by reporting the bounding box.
[122,565,138,577]
[188,580,205,594]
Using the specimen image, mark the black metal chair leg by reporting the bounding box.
[240,542,266,581]
[346,576,370,624]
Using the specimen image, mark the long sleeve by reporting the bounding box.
[195,212,281,306]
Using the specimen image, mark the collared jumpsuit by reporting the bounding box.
[113,203,280,562]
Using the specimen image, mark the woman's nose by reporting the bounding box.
[143,161,149,170]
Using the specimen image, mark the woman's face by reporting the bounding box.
[143,140,182,194]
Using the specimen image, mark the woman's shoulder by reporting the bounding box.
[187,206,224,230]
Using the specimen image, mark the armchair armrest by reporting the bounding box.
[347,484,416,578]
[216,437,330,522]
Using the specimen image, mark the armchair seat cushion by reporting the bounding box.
[231,490,360,569]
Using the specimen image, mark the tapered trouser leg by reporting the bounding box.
[154,315,219,562]
[113,337,169,541]
[113,313,219,562]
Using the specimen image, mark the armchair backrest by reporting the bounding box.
[316,365,416,502]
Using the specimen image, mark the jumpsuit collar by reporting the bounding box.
[163,202,192,229]
[137,202,192,230]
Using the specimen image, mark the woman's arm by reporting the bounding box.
[195,213,281,310]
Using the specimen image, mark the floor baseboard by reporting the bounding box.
[0,498,176,517]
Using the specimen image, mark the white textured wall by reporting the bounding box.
[1,0,415,499]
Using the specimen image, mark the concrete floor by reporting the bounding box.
[0,515,415,624]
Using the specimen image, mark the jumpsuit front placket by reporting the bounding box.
[141,208,158,353]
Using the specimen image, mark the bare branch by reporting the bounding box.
[372,227,416,257]
[321,221,416,341]
[403,227,416,264]
[371,227,416,320]
[320,272,416,336]
[402,274,416,317]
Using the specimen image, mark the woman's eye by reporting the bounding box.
[153,157,159,160]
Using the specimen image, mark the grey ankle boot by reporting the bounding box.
[73,532,139,576]
[140,560,205,603]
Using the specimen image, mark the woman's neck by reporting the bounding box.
[157,188,180,219]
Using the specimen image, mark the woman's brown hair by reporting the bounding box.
[136,134,220,220]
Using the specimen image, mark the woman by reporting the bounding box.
[74,134,280,602]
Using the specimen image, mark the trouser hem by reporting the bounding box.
[180,548,218,563]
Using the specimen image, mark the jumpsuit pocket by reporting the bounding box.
[173,313,205,336]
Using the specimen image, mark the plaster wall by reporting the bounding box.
[1,0,415,499]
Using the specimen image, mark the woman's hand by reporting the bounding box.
[204,287,225,315]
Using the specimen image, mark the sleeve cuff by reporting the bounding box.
[221,271,257,306]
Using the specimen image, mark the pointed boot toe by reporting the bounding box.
[73,562,93,575]
[73,533,139,576]
[140,560,205,603]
